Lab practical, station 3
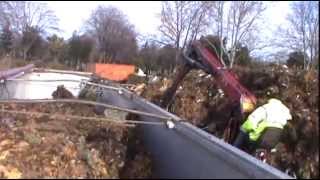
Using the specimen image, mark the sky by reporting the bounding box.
[45,1,162,39]
[46,1,291,39]
[45,1,291,59]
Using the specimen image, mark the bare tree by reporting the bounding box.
[225,1,266,67]
[273,1,319,70]
[287,1,319,70]
[21,26,43,60]
[137,41,159,75]
[67,32,94,70]
[0,23,13,55]
[0,1,59,34]
[158,1,210,63]
[47,34,66,63]
[209,1,226,39]
[0,1,59,60]
[85,5,138,63]
[196,1,266,67]
[206,1,228,65]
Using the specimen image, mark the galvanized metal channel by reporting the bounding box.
[99,87,292,179]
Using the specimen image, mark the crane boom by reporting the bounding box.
[161,38,256,113]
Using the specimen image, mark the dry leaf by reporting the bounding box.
[0,150,10,160]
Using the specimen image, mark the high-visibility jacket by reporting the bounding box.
[241,99,292,141]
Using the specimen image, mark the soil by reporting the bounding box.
[52,85,75,99]
[0,87,153,179]
[141,64,319,179]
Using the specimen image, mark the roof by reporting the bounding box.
[88,63,136,81]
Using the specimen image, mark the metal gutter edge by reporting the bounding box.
[99,87,293,179]
[0,64,34,79]
[33,68,93,77]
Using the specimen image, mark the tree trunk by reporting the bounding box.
[54,56,59,64]
[230,48,236,68]
[23,49,27,61]
[175,48,180,65]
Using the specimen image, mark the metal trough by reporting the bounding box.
[98,86,292,179]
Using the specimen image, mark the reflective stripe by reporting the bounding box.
[247,121,284,141]
[241,119,255,133]
[241,106,267,133]
[248,121,268,141]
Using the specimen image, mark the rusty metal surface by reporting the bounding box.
[192,41,257,106]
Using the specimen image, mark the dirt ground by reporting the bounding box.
[141,64,319,179]
[0,87,152,178]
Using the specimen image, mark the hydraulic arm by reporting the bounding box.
[161,36,257,143]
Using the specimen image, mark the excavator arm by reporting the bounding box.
[161,36,257,143]
[190,40,257,109]
[162,38,256,111]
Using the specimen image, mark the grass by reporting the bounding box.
[0,56,29,70]
[0,56,73,71]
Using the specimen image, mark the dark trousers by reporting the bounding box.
[233,127,282,152]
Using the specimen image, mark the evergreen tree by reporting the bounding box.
[0,25,13,54]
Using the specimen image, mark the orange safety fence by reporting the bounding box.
[87,63,136,81]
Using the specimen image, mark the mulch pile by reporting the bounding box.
[142,64,319,178]
[0,86,153,178]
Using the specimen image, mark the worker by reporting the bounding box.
[233,98,292,153]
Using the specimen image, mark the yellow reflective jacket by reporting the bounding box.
[241,99,292,141]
